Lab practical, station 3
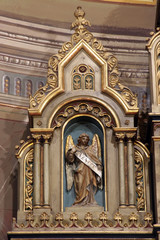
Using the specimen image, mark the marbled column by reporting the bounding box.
[43,134,51,206]
[116,133,126,206]
[32,134,41,207]
[127,133,136,206]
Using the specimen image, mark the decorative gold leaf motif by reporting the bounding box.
[25,212,34,228]
[144,212,153,222]
[40,212,49,222]
[115,132,125,140]
[52,102,114,129]
[114,212,123,228]
[135,149,145,211]
[129,212,138,228]
[25,149,34,211]
[99,212,109,228]
[73,75,81,90]
[114,212,122,222]
[117,83,137,106]
[129,212,138,222]
[12,210,153,231]
[30,41,73,108]
[55,212,65,228]
[114,130,136,141]
[69,213,79,228]
[84,212,94,228]
[144,212,153,227]
[126,132,136,139]
[85,76,93,89]
[71,6,92,44]
[26,212,34,223]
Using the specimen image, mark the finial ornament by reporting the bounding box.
[71,6,92,44]
[74,6,85,18]
[72,6,91,30]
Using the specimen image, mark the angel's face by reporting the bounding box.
[80,136,89,146]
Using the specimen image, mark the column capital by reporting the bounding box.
[115,132,125,141]
[30,128,53,142]
[42,133,53,143]
[31,133,41,143]
[113,127,137,141]
[126,132,136,140]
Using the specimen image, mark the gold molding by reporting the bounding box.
[152,136,160,141]
[147,30,160,50]
[29,87,64,116]
[149,113,160,116]
[134,140,150,158]
[48,96,120,128]
[152,120,160,123]
[83,0,156,5]
[8,230,153,234]
[61,114,107,212]
[30,128,54,133]
[113,127,137,132]
[15,140,33,159]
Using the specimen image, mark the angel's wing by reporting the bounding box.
[65,135,76,191]
[87,134,103,189]
[90,134,101,161]
[92,134,103,189]
[66,163,76,191]
[65,135,75,157]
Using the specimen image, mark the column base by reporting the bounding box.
[128,204,136,208]
[119,205,137,215]
[43,204,51,209]
[33,205,42,209]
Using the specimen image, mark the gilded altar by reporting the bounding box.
[8,7,153,240]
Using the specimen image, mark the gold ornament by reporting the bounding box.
[25,149,34,211]
[135,149,145,211]
[30,7,137,110]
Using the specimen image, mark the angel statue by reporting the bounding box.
[65,133,103,206]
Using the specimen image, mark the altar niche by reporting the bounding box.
[62,116,106,211]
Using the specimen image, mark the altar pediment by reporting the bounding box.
[29,7,138,116]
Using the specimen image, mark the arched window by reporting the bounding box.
[2,75,10,94]
[26,80,32,97]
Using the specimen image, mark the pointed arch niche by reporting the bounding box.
[63,115,105,210]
